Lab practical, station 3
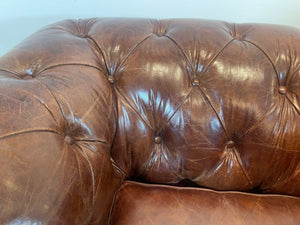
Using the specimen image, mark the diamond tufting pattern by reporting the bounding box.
[0,18,300,225]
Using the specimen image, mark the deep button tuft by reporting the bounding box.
[155,31,165,37]
[77,33,88,38]
[108,75,115,84]
[191,78,200,86]
[227,140,235,148]
[64,135,75,145]
[22,75,34,80]
[278,86,287,95]
[233,34,243,41]
[154,136,162,144]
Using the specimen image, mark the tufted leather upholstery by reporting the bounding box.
[0,18,300,225]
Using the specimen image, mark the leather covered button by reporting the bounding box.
[154,136,162,144]
[227,140,235,148]
[64,135,75,145]
[191,78,200,86]
[108,75,115,84]
[278,86,287,95]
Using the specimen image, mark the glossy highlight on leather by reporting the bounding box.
[0,18,299,225]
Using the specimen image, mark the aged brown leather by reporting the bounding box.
[110,181,300,225]
[0,18,299,225]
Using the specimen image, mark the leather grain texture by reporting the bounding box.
[110,181,300,225]
[0,18,299,224]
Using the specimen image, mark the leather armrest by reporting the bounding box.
[0,22,124,225]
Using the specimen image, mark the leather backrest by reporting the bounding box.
[2,18,300,196]
[105,18,300,195]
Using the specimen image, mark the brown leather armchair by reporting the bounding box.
[0,18,300,225]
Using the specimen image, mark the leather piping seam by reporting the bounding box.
[106,181,125,225]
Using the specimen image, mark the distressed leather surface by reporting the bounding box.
[0,18,299,224]
[110,181,300,225]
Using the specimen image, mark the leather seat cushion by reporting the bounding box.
[109,181,300,225]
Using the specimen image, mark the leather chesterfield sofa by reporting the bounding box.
[0,18,300,225]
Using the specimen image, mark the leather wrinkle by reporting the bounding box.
[0,68,21,78]
[74,139,108,145]
[36,78,110,145]
[110,157,127,177]
[114,34,152,75]
[286,95,300,115]
[196,85,229,138]
[35,79,69,124]
[285,203,298,224]
[74,143,96,205]
[244,39,280,84]
[195,82,254,187]
[83,35,110,75]
[28,90,60,126]
[75,18,89,36]
[76,92,101,125]
[200,38,235,75]
[3,85,59,127]
[136,141,180,179]
[2,18,300,225]
[156,38,237,140]
[156,87,193,135]
[284,46,293,84]
[149,19,170,37]
[29,142,70,218]
[243,38,300,115]
[239,103,277,139]
[286,61,300,85]
[231,147,254,187]
[38,63,105,74]
[163,34,194,73]
[115,87,154,132]
[0,129,62,141]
